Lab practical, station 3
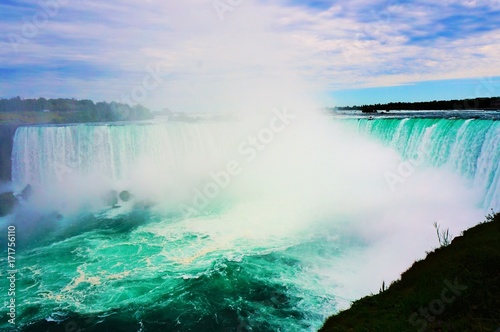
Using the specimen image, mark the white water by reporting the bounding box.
[4,115,496,330]
[351,118,500,210]
[10,115,489,304]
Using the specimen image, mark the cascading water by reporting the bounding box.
[12,123,235,188]
[2,114,497,331]
[349,118,500,210]
[11,122,242,214]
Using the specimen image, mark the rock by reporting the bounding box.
[50,211,64,220]
[102,190,119,207]
[19,184,33,201]
[133,199,155,210]
[0,125,20,182]
[119,190,132,202]
[0,192,17,217]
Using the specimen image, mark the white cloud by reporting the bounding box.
[1,0,499,109]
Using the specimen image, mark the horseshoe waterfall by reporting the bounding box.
[2,115,499,331]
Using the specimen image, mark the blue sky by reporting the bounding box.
[331,77,500,106]
[1,0,500,111]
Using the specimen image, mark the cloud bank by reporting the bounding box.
[1,0,499,110]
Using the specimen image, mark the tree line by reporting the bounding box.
[332,97,500,113]
[0,97,153,122]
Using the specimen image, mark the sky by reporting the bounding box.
[1,0,500,111]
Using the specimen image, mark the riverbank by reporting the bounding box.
[320,212,500,332]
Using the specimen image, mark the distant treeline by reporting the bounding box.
[333,97,500,113]
[0,97,153,123]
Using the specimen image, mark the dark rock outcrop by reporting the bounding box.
[133,199,155,210]
[102,190,119,207]
[0,192,17,217]
[119,190,132,202]
[18,184,33,201]
[0,125,20,182]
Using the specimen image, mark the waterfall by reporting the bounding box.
[10,118,499,210]
[12,122,235,188]
[6,117,498,331]
[350,118,499,210]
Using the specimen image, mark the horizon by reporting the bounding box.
[1,1,500,111]
[2,95,500,111]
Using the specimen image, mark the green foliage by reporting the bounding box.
[331,96,500,113]
[433,221,453,247]
[379,280,386,293]
[484,209,497,223]
[0,97,153,124]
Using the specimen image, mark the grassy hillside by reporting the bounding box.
[0,111,66,125]
[0,97,154,125]
[320,212,500,332]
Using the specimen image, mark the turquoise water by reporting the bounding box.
[4,210,345,331]
[349,118,499,210]
[1,116,499,331]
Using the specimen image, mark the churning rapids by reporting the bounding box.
[1,111,499,331]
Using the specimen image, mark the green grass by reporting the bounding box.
[319,212,500,332]
[0,111,65,124]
